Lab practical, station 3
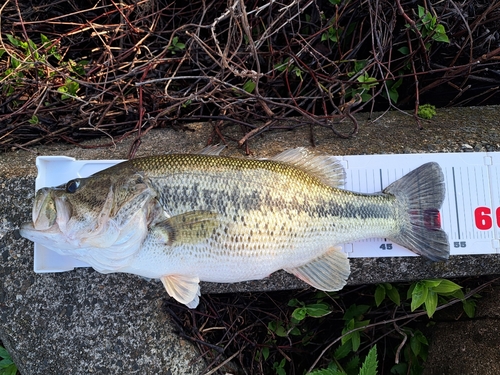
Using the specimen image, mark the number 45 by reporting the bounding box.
[380,243,393,250]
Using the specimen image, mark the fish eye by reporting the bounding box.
[65,179,81,193]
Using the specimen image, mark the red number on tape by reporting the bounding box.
[474,207,492,230]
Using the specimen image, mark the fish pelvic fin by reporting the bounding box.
[161,274,201,308]
[285,246,350,291]
[385,162,450,261]
[270,148,346,188]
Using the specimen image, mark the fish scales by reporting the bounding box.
[135,153,399,246]
[19,148,449,308]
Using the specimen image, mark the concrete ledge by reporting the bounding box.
[2,106,500,374]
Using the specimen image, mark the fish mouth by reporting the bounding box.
[32,187,57,230]
[19,188,72,247]
[20,188,71,237]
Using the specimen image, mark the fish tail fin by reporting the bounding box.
[384,162,450,261]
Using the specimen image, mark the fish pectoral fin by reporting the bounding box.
[269,148,346,188]
[161,274,201,308]
[285,246,350,291]
[154,210,219,246]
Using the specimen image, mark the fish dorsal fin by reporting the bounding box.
[161,275,201,308]
[285,246,350,291]
[154,210,219,246]
[198,144,226,156]
[270,148,346,187]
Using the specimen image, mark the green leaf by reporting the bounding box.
[390,363,408,375]
[305,303,331,318]
[40,33,50,45]
[423,279,442,288]
[425,290,438,317]
[345,354,360,373]
[273,358,286,375]
[308,368,346,375]
[414,330,429,345]
[410,334,421,356]
[432,28,450,43]
[288,298,301,307]
[430,279,462,294]
[6,34,20,47]
[386,284,401,306]
[268,321,288,337]
[334,341,352,360]
[343,304,370,321]
[411,282,428,312]
[0,358,14,368]
[242,80,256,94]
[11,57,20,69]
[292,307,307,321]
[359,91,372,102]
[28,115,39,124]
[262,346,269,361]
[397,46,409,55]
[359,345,378,375]
[354,60,367,73]
[351,331,361,351]
[463,299,476,318]
[417,5,425,19]
[0,346,11,359]
[374,285,386,307]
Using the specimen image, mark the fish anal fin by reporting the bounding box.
[161,275,201,308]
[285,246,350,291]
[154,210,219,246]
[270,148,345,187]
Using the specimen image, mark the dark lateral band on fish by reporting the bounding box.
[18,147,450,308]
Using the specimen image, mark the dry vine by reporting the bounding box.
[1,0,499,153]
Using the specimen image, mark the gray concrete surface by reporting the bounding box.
[1,105,500,374]
[423,282,500,375]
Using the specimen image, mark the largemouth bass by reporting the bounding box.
[19,147,449,308]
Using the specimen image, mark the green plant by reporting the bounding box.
[375,282,401,307]
[274,57,303,80]
[409,279,467,317]
[408,6,450,45]
[1,33,86,102]
[0,345,17,375]
[346,60,378,102]
[57,78,80,100]
[28,115,39,125]
[417,104,437,119]
[390,329,429,375]
[309,345,378,375]
[4,34,62,73]
[168,36,186,54]
[382,78,403,104]
[322,25,343,43]
[341,304,370,352]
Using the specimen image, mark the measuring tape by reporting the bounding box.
[32,152,500,273]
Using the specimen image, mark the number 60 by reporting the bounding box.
[474,207,500,230]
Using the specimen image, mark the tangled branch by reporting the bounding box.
[1,0,499,153]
